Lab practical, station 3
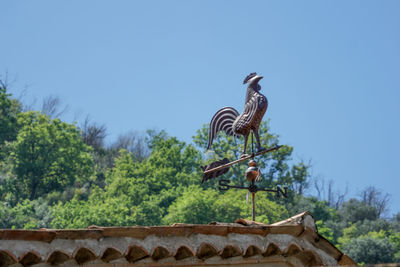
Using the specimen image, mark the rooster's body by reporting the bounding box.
[207,73,268,157]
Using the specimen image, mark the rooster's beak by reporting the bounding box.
[256,76,263,82]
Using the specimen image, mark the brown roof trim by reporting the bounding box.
[0,224,306,242]
[0,212,313,243]
[0,229,56,242]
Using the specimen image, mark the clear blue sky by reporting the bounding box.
[1,1,399,215]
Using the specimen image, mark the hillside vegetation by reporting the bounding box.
[0,84,399,264]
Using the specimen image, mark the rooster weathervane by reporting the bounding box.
[201,72,287,221]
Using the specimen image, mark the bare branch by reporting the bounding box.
[80,115,107,151]
[313,176,348,209]
[0,71,17,90]
[359,186,390,218]
[112,131,149,161]
[41,95,69,119]
[313,175,325,200]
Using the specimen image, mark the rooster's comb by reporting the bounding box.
[243,72,257,84]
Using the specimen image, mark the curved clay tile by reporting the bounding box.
[296,250,323,266]
[243,245,262,258]
[263,243,282,257]
[174,245,195,260]
[285,243,303,256]
[19,251,41,266]
[73,247,97,265]
[46,250,71,265]
[125,245,148,263]
[196,243,218,260]
[151,246,171,261]
[101,247,123,263]
[0,250,17,266]
[219,245,242,259]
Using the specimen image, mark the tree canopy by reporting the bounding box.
[8,111,93,201]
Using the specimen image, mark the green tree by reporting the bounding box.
[389,232,400,262]
[341,231,397,264]
[134,130,203,194]
[105,149,148,204]
[51,187,135,228]
[316,220,334,242]
[163,185,288,225]
[8,112,93,201]
[0,83,21,145]
[350,219,392,238]
[0,198,52,229]
[162,185,219,225]
[339,198,378,225]
[287,196,337,222]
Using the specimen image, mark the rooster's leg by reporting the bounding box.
[253,129,266,152]
[241,133,250,158]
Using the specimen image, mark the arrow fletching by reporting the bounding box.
[201,158,230,183]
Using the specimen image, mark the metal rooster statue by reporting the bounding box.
[201,72,287,220]
[201,72,282,183]
[207,72,267,157]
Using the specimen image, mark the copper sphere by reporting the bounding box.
[249,160,257,167]
[245,160,260,182]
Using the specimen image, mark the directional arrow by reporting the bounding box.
[203,145,282,176]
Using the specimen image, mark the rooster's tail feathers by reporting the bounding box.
[207,107,239,150]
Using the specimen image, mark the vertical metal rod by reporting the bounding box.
[252,192,255,221]
[251,133,254,155]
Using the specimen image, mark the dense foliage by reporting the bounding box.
[0,84,399,264]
